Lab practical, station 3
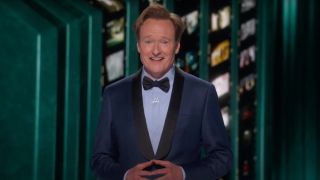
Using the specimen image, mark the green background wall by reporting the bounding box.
[255,0,320,179]
[0,0,102,179]
[266,0,320,179]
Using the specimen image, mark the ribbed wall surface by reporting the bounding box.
[0,1,102,180]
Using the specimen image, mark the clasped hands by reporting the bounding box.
[126,160,183,180]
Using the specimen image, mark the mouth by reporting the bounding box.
[150,57,164,61]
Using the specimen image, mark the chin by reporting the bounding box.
[149,71,165,78]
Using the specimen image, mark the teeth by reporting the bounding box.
[150,57,164,61]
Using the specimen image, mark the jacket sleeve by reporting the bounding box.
[182,85,232,180]
[91,88,126,180]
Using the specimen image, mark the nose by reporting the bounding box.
[152,42,160,56]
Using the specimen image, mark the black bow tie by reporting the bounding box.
[142,76,170,93]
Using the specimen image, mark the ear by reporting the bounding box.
[137,42,140,53]
[175,42,180,54]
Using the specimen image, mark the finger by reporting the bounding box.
[140,177,150,180]
[152,173,171,180]
[154,176,167,180]
[138,170,154,177]
[152,159,171,167]
[136,161,154,170]
[150,168,169,175]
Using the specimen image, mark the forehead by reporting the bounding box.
[139,19,175,36]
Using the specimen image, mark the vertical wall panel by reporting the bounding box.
[257,0,277,180]
[268,0,320,179]
[199,0,209,80]
[25,1,83,179]
[25,1,103,180]
[125,0,139,75]
[304,0,320,180]
[0,0,102,180]
[0,1,58,180]
[65,1,102,179]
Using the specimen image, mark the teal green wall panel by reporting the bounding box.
[25,1,102,180]
[0,1,58,180]
[303,0,319,179]
[125,0,139,75]
[26,1,84,179]
[64,1,102,179]
[0,1,102,180]
[257,0,277,180]
[264,0,320,179]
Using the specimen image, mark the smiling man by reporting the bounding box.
[91,3,232,180]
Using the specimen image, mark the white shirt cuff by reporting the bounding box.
[180,166,186,180]
[123,170,128,180]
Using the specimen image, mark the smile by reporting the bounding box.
[150,57,164,61]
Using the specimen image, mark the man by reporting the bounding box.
[91,3,232,180]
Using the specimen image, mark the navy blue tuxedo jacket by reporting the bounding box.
[91,67,232,180]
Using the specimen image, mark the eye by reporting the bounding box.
[160,40,169,44]
[143,39,153,44]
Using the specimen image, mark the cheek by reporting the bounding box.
[140,47,152,55]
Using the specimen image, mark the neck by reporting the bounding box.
[143,66,174,80]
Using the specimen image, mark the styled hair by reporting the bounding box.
[134,3,185,42]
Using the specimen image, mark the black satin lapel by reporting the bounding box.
[132,70,155,160]
[155,67,185,159]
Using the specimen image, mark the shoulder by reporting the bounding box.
[178,68,212,90]
[177,68,219,99]
[103,71,139,95]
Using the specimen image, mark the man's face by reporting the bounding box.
[137,18,180,79]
